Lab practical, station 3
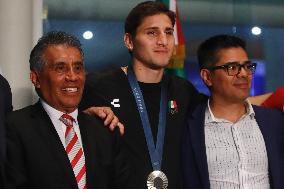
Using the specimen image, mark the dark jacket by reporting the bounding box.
[4,102,129,189]
[0,74,12,188]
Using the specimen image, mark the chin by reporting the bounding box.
[62,100,80,109]
[149,62,169,70]
[239,94,250,102]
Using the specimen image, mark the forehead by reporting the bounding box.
[42,44,82,63]
[137,13,173,31]
[216,47,248,65]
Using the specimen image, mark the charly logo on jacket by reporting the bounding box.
[168,100,178,114]
[111,99,120,108]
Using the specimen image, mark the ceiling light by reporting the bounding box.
[251,26,261,35]
[83,31,93,40]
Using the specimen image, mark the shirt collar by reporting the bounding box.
[245,99,255,117]
[40,99,78,123]
[206,100,225,123]
[206,99,255,124]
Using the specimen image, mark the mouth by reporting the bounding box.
[234,77,251,89]
[234,83,250,89]
[62,87,79,93]
[154,49,169,53]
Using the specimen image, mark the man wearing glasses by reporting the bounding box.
[182,35,284,189]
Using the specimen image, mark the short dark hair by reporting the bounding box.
[29,31,84,72]
[197,34,246,69]
[124,1,176,36]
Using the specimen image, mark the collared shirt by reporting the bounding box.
[205,100,270,189]
[41,100,84,149]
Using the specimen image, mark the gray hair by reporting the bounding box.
[29,31,84,72]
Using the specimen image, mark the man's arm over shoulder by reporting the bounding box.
[248,85,284,109]
[79,70,125,135]
[261,86,284,110]
[171,76,208,113]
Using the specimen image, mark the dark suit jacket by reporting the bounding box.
[4,102,129,189]
[0,74,12,188]
[0,74,12,161]
[182,103,284,189]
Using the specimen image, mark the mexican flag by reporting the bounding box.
[157,0,186,78]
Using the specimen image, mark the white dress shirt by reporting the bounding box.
[205,100,270,189]
[41,100,84,149]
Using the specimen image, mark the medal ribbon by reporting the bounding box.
[127,68,168,171]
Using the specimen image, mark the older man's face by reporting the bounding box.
[31,44,85,113]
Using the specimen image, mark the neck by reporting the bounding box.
[209,97,247,123]
[132,62,164,83]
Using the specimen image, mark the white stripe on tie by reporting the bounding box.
[60,114,87,189]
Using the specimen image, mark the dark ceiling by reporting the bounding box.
[44,0,284,27]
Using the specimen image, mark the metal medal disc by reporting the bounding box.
[147,170,168,189]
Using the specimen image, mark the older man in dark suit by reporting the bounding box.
[4,31,129,189]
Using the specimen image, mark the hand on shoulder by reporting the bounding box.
[83,106,125,135]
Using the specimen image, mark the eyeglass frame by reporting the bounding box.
[206,61,257,76]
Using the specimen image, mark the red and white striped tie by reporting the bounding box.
[60,114,87,189]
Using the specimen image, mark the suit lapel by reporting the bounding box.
[253,106,280,188]
[188,103,210,188]
[31,102,78,188]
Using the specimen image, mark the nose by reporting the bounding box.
[236,65,248,78]
[65,67,78,81]
[157,33,168,46]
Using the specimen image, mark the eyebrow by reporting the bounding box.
[144,27,174,31]
[51,62,65,66]
[144,27,159,30]
[225,61,251,65]
[51,61,83,67]
[73,61,83,65]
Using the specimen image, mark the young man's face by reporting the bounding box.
[205,47,252,103]
[30,44,85,113]
[124,13,175,70]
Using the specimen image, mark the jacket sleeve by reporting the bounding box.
[181,122,204,189]
[112,129,132,189]
[4,119,29,189]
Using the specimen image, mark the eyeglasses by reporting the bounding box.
[207,61,257,76]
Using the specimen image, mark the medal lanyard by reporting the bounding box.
[127,68,168,171]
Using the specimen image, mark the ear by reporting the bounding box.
[124,33,133,51]
[30,71,41,89]
[200,69,213,87]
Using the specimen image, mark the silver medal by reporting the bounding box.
[147,170,168,189]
